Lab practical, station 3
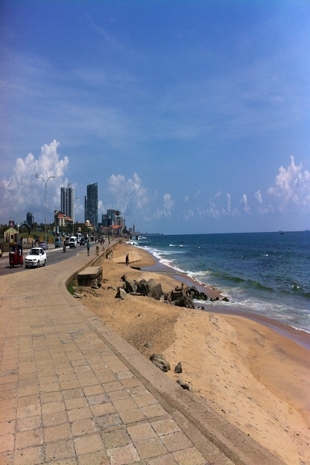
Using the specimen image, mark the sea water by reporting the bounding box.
[134,231,310,334]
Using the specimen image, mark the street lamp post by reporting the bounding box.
[73,196,79,235]
[36,174,56,246]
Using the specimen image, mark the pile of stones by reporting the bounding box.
[116,274,229,307]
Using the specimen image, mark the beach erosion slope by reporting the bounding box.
[82,242,310,465]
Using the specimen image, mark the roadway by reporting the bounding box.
[0,242,98,277]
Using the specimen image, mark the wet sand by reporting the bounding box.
[82,241,310,465]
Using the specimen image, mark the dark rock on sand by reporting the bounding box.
[150,353,171,372]
[174,362,183,373]
[174,295,195,309]
[176,379,191,391]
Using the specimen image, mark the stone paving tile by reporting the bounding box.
[67,406,93,422]
[127,422,157,442]
[106,443,140,465]
[44,438,75,462]
[0,420,16,437]
[95,413,123,431]
[151,418,181,436]
[0,433,14,453]
[101,428,131,449]
[134,437,168,460]
[112,397,138,412]
[74,433,104,456]
[90,401,116,417]
[13,445,44,465]
[16,415,41,432]
[42,410,68,428]
[160,431,193,453]
[64,397,89,410]
[71,418,98,437]
[82,384,105,396]
[142,403,168,419]
[44,422,71,443]
[119,408,147,425]
[147,454,178,465]
[78,451,109,465]
[173,447,207,465]
[15,427,43,449]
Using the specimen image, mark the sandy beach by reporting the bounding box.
[81,242,310,465]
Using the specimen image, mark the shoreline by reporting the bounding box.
[139,244,310,350]
[82,241,310,464]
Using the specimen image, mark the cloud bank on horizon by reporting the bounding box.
[0,1,309,234]
[0,141,309,233]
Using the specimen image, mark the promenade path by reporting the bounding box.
[0,243,285,465]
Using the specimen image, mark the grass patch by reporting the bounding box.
[67,281,76,295]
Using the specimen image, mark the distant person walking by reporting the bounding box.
[87,239,90,256]
[126,253,129,266]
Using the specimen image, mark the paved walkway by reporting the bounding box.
[0,244,284,465]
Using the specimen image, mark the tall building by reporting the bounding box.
[61,184,75,221]
[26,212,34,227]
[85,182,98,230]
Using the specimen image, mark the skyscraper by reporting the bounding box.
[26,212,34,227]
[85,183,98,230]
[61,184,75,221]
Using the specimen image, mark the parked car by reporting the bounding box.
[25,247,47,268]
[68,237,77,248]
[54,237,62,248]
[39,241,49,250]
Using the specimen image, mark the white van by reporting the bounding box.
[69,236,78,248]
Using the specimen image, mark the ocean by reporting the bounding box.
[132,231,310,335]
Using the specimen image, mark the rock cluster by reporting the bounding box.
[116,275,229,306]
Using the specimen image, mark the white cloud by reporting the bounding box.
[266,156,310,213]
[155,193,175,218]
[107,172,148,215]
[255,190,263,204]
[184,209,194,220]
[240,194,251,213]
[0,140,69,223]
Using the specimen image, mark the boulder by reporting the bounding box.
[171,290,184,301]
[176,379,191,391]
[148,282,163,300]
[150,353,170,372]
[174,362,182,374]
[123,279,137,294]
[174,295,195,309]
[136,279,149,296]
[116,288,127,300]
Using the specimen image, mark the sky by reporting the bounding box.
[0,0,310,235]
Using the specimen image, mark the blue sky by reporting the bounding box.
[1,0,310,234]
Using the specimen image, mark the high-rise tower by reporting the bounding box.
[85,183,98,230]
[60,184,75,221]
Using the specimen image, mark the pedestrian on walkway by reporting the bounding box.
[126,253,129,266]
[87,239,90,256]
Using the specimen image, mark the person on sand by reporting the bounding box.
[126,253,129,266]
[87,239,90,256]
